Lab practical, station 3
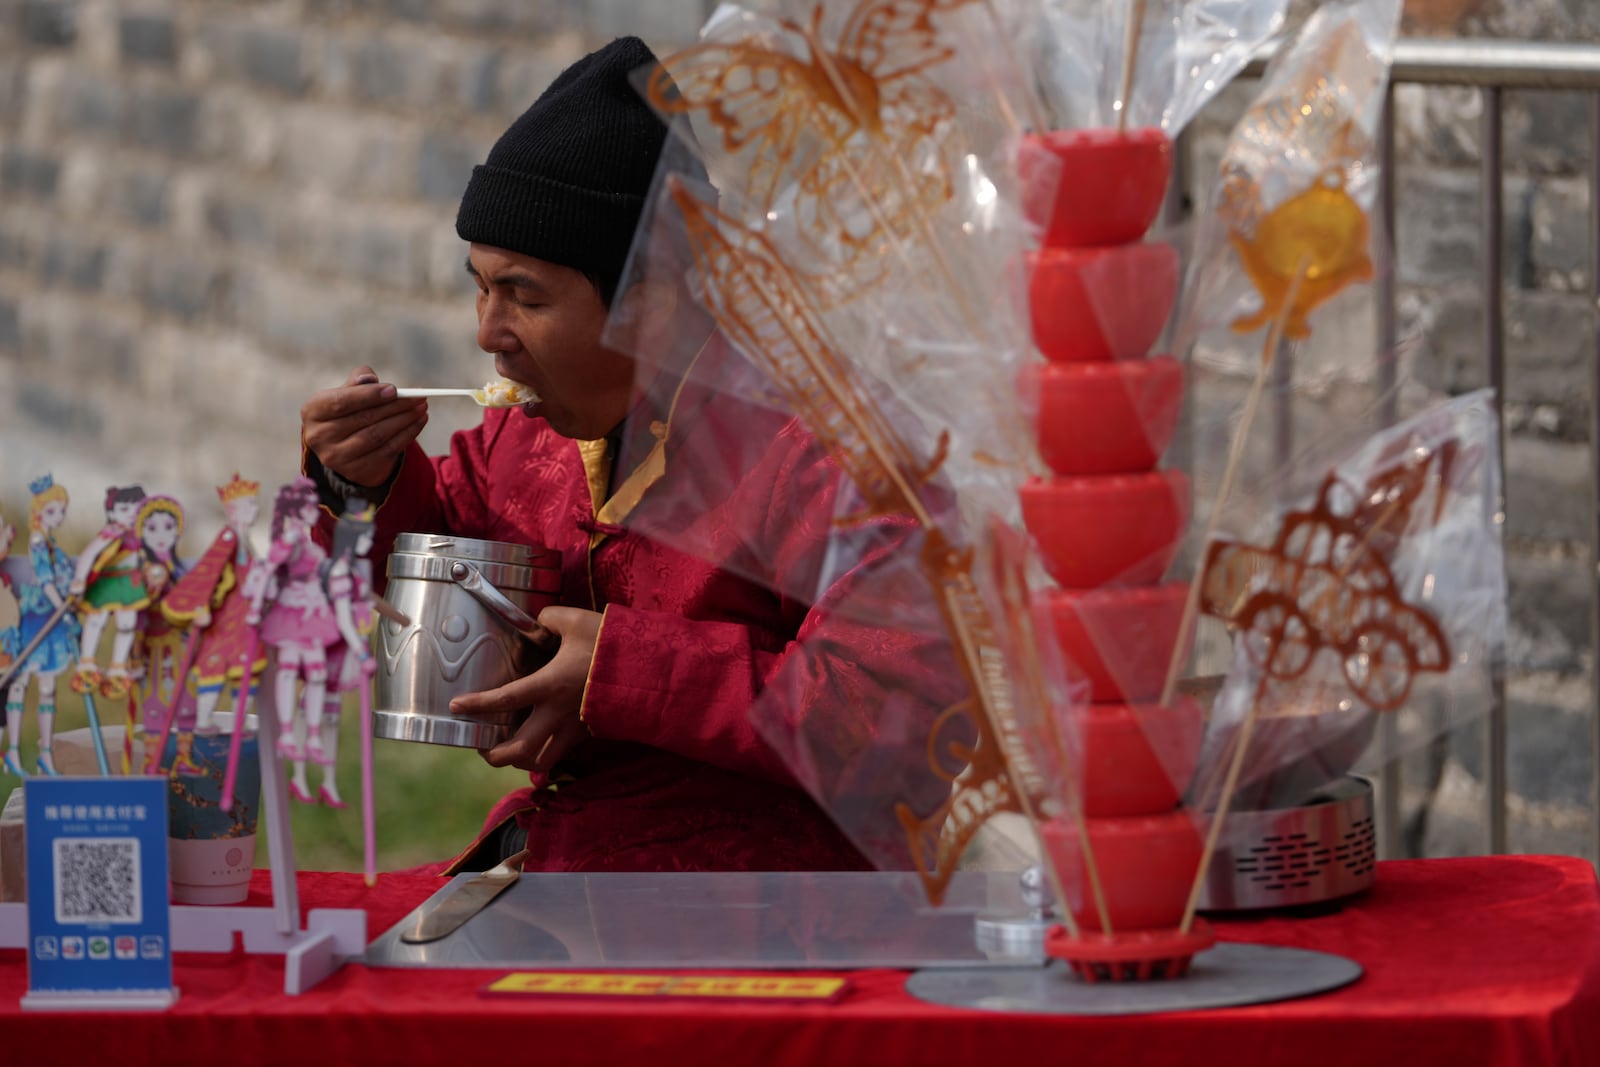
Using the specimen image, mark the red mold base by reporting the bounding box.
[1044,920,1218,983]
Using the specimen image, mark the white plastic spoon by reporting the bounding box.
[394,379,538,407]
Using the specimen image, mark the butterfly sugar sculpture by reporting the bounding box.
[648,0,990,306]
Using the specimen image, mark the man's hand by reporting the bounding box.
[453,606,603,774]
[301,366,429,490]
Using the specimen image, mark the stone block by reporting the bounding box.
[135,252,232,322]
[460,50,500,113]
[124,84,201,155]
[0,58,27,126]
[1392,83,1484,172]
[117,12,176,66]
[229,265,350,356]
[53,68,123,140]
[441,0,576,33]
[291,201,434,291]
[158,328,290,419]
[38,231,102,292]
[417,129,487,203]
[1529,176,1590,293]
[1450,698,1592,809]
[0,225,31,271]
[1504,89,1590,179]
[425,227,473,296]
[1403,0,1495,34]
[583,0,706,43]
[14,380,99,438]
[338,0,429,21]
[321,31,453,112]
[192,87,280,170]
[0,147,58,198]
[237,24,309,96]
[1557,0,1600,35]
[1412,289,1594,427]
[384,310,471,381]
[53,143,109,219]
[115,166,168,228]
[1505,554,1588,674]
[491,49,575,116]
[20,0,75,48]
[0,297,18,349]
[24,288,137,383]
[1504,435,1592,544]
[66,299,138,386]
[340,220,429,292]
[278,107,420,199]
[1393,167,1533,289]
[201,184,271,248]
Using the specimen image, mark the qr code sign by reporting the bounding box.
[53,837,142,925]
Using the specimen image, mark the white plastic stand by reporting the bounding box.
[0,653,369,997]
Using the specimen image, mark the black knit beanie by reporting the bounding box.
[456,37,666,301]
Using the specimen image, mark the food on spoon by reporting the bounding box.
[471,378,539,407]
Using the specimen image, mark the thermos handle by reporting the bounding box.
[449,561,558,649]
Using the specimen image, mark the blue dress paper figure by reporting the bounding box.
[0,475,82,777]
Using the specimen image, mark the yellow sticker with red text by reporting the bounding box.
[484,971,849,1003]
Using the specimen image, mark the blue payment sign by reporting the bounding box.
[23,776,176,1009]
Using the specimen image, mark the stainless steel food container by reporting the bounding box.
[373,533,562,749]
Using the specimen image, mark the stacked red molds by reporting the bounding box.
[1017,127,1214,981]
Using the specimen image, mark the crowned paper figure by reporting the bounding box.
[68,485,150,700]
[0,475,81,777]
[150,474,267,774]
[128,495,189,773]
[248,477,341,804]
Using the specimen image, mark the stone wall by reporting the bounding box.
[0,0,713,543]
[0,0,1597,859]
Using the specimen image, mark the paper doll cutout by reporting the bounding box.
[0,475,81,777]
[315,501,379,808]
[69,485,150,701]
[248,478,340,804]
[152,475,267,776]
[129,495,192,774]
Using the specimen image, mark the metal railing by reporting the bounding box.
[1217,38,1600,861]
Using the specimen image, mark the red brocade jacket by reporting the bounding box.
[308,348,961,874]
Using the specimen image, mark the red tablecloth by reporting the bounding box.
[3,855,1598,1066]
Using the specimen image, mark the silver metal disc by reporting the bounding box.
[905,943,1361,1015]
[973,914,1053,959]
[371,709,508,749]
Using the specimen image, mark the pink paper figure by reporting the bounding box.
[0,475,81,777]
[153,475,267,775]
[313,501,379,809]
[248,477,340,804]
[69,485,149,701]
[128,494,190,775]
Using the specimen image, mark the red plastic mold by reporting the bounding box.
[1025,356,1185,476]
[1028,242,1179,362]
[1019,127,1174,249]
